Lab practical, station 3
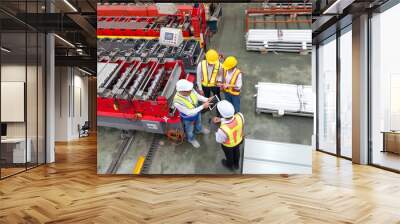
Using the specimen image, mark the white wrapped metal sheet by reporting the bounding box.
[246,29,311,53]
[242,139,312,174]
[255,82,314,117]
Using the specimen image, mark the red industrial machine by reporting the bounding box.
[97,3,209,136]
[97,3,207,40]
[97,58,188,134]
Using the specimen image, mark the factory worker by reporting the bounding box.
[174,79,213,148]
[196,49,223,99]
[221,56,242,113]
[213,100,244,170]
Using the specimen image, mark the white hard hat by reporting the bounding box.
[217,100,235,118]
[176,79,193,92]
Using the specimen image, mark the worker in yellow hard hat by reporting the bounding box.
[196,49,223,100]
[220,56,242,113]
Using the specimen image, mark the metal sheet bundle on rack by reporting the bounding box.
[255,82,314,117]
[246,29,311,53]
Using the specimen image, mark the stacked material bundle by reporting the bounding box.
[246,29,311,53]
[255,82,314,117]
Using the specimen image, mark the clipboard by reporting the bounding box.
[208,95,220,111]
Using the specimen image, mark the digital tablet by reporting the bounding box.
[208,95,220,111]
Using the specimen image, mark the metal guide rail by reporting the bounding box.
[140,134,161,174]
[97,37,203,72]
[104,131,161,175]
[106,130,136,174]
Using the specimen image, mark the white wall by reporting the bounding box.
[1,63,46,164]
[55,66,69,141]
[54,67,89,141]
[71,73,89,138]
[1,65,28,138]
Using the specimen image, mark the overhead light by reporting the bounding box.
[63,0,78,12]
[78,67,93,76]
[54,34,75,48]
[1,47,11,53]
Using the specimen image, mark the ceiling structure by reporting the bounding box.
[312,0,390,43]
[0,0,96,74]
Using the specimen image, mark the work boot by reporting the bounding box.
[221,159,233,171]
[188,139,200,148]
[201,127,210,134]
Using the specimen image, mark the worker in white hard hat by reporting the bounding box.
[173,79,214,148]
[220,56,242,113]
[196,49,223,99]
[213,100,245,170]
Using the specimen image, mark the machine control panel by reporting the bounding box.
[159,27,183,47]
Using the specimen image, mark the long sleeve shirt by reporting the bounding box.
[215,112,245,144]
[224,68,242,91]
[173,90,208,117]
[196,61,223,91]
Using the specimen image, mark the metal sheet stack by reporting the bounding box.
[246,29,312,53]
[255,82,314,117]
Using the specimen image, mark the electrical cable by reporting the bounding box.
[164,117,185,145]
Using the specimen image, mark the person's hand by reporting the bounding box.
[212,117,221,123]
[208,96,214,102]
[203,101,210,109]
[198,90,204,96]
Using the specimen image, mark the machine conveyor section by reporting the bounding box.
[97,38,203,72]
[97,59,182,102]
[97,62,119,89]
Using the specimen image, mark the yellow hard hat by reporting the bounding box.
[222,56,237,70]
[205,49,219,64]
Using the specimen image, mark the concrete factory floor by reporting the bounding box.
[97,3,313,174]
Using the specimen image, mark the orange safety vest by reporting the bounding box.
[220,114,244,147]
[201,60,220,87]
[223,68,241,96]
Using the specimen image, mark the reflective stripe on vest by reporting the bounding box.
[220,114,244,147]
[223,68,241,96]
[201,60,220,87]
[173,92,198,110]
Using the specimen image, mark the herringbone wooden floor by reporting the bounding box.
[0,134,400,224]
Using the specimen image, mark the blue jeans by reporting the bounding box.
[224,93,241,113]
[182,114,202,141]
